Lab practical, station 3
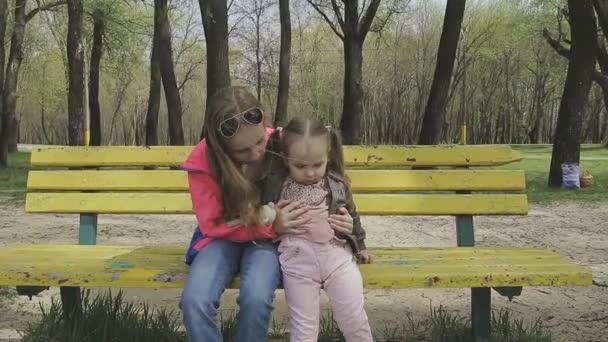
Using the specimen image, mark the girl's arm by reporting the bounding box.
[343,185,366,251]
[187,171,276,240]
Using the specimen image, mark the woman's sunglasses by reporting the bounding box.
[218,107,264,138]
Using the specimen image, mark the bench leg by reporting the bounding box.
[58,214,96,320]
[60,286,81,319]
[471,287,491,341]
[456,215,475,246]
[79,214,97,245]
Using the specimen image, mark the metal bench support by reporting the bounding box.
[60,213,97,319]
[456,214,491,340]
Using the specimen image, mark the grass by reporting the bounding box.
[19,290,185,342]
[505,144,608,202]
[0,285,17,300]
[0,152,30,201]
[18,290,552,342]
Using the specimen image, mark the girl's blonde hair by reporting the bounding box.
[266,117,346,181]
[203,86,265,225]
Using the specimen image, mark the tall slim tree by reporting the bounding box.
[155,0,184,145]
[199,0,230,139]
[275,0,291,126]
[145,31,161,146]
[0,0,9,169]
[548,0,597,187]
[306,0,387,144]
[418,0,466,145]
[3,0,27,153]
[1,0,66,168]
[67,0,85,146]
[88,9,105,146]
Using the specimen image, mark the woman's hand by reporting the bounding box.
[273,199,311,235]
[328,207,354,235]
[358,250,374,264]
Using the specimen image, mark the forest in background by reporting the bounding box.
[0,0,605,187]
[2,0,604,146]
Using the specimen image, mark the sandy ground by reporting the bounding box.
[0,198,607,341]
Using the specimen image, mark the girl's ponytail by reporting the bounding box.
[327,127,346,181]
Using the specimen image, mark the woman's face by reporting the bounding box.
[224,123,267,165]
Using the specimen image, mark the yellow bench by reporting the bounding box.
[0,145,592,340]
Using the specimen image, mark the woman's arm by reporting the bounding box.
[188,171,276,240]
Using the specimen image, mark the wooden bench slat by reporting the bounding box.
[30,145,523,167]
[27,169,526,192]
[25,193,528,215]
[3,244,560,260]
[0,245,591,289]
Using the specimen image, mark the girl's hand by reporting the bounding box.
[358,250,374,264]
[273,199,311,235]
[328,207,354,235]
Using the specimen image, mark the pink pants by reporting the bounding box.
[278,237,373,342]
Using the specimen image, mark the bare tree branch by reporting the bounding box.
[594,0,608,39]
[175,10,201,66]
[359,0,369,23]
[228,10,249,36]
[178,58,204,92]
[330,0,345,29]
[369,10,394,34]
[597,37,608,73]
[27,0,66,22]
[358,0,381,35]
[305,0,344,40]
[542,28,571,59]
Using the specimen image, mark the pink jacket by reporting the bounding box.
[181,127,277,251]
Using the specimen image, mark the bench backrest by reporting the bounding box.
[26,145,527,217]
[26,145,528,246]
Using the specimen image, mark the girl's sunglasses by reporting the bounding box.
[218,107,264,138]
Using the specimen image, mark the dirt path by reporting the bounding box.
[0,199,607,341]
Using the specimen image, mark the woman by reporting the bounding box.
[180,86,353,342]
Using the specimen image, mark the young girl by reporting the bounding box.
[262,117,374,342]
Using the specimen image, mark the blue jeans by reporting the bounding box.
[180,239,281,342]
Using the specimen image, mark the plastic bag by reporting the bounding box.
[561,163,580,189]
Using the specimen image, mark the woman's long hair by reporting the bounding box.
[203,86,266,225]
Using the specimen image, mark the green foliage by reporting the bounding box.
[0,152,30,201]
[19,290,186,342]
[14,0,604,146]
[18,291,553,342]
[0,286,17,300]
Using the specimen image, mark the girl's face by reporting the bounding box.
[285,135,328,185]
[224,123,267,165]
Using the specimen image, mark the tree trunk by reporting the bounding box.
[0,0,9,169]
[89,13,104,146]
[340,36,364,144]
[2,0,27,161]
[199,0,230,139]
[155,0,184,146]
[305,0,381,144]
[67,0,85,146]
[275,0,291,126]
[548,0,597,187]
[145,29,161,146]
[418,0,466,145]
